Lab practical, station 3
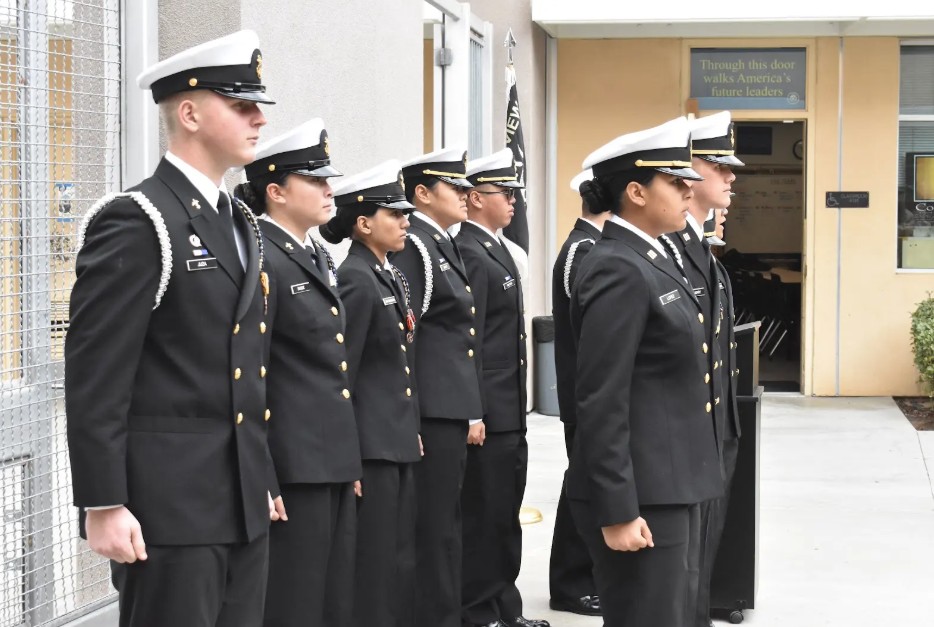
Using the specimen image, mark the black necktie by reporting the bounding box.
[309,246,327,282]
[216,193,240,265]
[448,236,465,269]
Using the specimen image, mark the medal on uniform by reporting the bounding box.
[406,309,416,344]
[260,271,270,314]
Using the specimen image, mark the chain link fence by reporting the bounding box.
[0,1,121,624]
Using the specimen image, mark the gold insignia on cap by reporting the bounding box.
[256,54,263,80]
[323,136,330,156]
[399,172,406,192]
[268,164,276,172]
[188,78,198,87]
[730,125,735,149]
[463,151,469,169]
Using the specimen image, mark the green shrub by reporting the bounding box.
[911,293,934,399]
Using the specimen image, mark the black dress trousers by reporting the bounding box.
[353,460,417,627]
[461,431,529,625]
[549,422,597,603]
[263,483,356,627]
[571,500,701,627]
[414,418,469,627]
[111,531,269,627]
[695,436,740,626]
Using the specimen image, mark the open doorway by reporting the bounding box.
[718,121,805,392]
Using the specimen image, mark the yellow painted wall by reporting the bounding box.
[556,39,684,241]
[556,36,931,396]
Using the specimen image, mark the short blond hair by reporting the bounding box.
[158,90,207,138]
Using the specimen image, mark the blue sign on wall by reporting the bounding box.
[690,48,806,110]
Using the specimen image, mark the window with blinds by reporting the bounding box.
[897,44,934,270]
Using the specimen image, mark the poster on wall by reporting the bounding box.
[690,48,806,110]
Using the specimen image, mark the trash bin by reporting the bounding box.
[532,315,559,416]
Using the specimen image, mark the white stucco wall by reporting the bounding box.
[241,0,424,175]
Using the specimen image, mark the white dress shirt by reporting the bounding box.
[165,151,247,267]
[609,214,668,258]
[413,210,453,240]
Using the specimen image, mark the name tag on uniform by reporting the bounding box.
[382,296,397,306]
[439,261,451,272]
[291,282,310,295]
[503,276,516,290]
[187,257,217,271]
[693,287,707,298]
[659,290,680,305]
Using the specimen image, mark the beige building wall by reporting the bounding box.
[555,36,930,396]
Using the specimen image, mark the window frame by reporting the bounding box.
[895,40,934,274]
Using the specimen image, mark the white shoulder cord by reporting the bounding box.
[658,234,684,269]
[563,238,595,298]
[406,232,433,316]
[77,192,173,310]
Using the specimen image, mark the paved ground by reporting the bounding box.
[515,396,934,626]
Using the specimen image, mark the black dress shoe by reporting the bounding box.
[505,617,551,627]
[549,595,602,616]
[478,622,507,627]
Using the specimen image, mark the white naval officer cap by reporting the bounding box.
[689,111,745,166]
[245,118,341,181]
[331,160,415,212]
[466,148,524,188]
[569,168,594,193]
[137,30,274,105]
[401,146,473,189]
[582,116,703,181]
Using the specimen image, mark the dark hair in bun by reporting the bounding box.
[319,216,349,244]
[319,203,381,244]
[579,179,609,215]
[233,171,289,215]
[589,169,658,216]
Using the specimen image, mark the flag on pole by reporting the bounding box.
[502,30,529,254]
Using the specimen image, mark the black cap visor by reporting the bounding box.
[376,199,416,212]
[655,166,704,181]
[211,86,276,105]
[439,176,474,189]
[699,154,745,167]
[292,164,343,178]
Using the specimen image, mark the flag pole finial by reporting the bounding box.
[504,28,517,65]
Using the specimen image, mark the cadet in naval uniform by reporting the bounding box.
[321,161,423,627]
[547,168,608,618]
[65,31,279,626]
[390,147,481,627]
[234,118,362,627]
[457,149,548,627]
[568,117,723,627]
[690,117,744,627]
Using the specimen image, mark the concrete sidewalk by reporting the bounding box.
[515,396,934,626]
